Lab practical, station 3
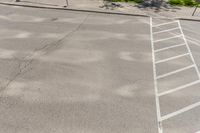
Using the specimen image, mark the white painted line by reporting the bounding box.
[195,130,200,133]
[153,25,200,48]
[183,27,200,37]
[158,80,200,97]
[187,38,200,47]
[153,27,180,35]
[178,21,200,80]
[155,43,186,53]
[154,34,183,43]
[187,35,200,44]
[151,19,200,132]
[161,100,200,121]
[150,17,163,133]
[155,25,200,47]
[156,65,195,79]
[153,21,179,27]
[155,53,190,64]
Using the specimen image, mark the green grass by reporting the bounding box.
[168,0,199,6]
[111,0,200,6]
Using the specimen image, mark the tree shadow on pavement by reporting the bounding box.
[99,0,124,10]
[100,0,181,13]
[136,0,181,12]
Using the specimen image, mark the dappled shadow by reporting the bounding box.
[99,0,124,10]
[101,0,182,15]
[136,0,179,10]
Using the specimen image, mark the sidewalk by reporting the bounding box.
[0,0,199,20]
[0,0,146,16]
[0,0,102,8]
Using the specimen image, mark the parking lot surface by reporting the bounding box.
[0,5,158,133]
[0,4,200,133]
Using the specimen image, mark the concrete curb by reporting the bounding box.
[0,1,200,22]
[151,16,200,22]
[0,1,149,17]
[177,17,200,22]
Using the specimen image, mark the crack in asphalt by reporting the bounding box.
[0,14,90,93]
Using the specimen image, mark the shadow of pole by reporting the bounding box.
[192,6,198,16]
[64,0,69,7]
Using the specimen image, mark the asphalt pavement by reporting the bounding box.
[0,4,157,133]
[0,4,200,133]
[151,18,200,133]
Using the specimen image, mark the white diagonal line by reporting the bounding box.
[178,21,200,80]
[187,38,200,47]
[150,17,163,133]
[155,53,189,64]
[153,21,179,27]
[161,101,200,121]
[158,80,200,97]
[154,35,183,43]
[156,65,195,79]
[150,19,200,132]
[153,27,179,35]
[155,43,186,53]
[186,35,200,44]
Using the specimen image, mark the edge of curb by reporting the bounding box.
[0,2,200,22]
[0,1,149,17]
[177,17,200,22]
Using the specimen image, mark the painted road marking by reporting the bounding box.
[155,53,190,64]
[155,43,186,53]
[150,17,163,133]
[161,101,200,121]
[186,35,200,44]
[154,22,200,49]
[153,27,180,35]
[158,80,200,96]
[151,18,200,133]
[178,21,200,80]
[153,34,183,43]
[188,39,200,47]
[156,65,195,79]
[152,21,179,27]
